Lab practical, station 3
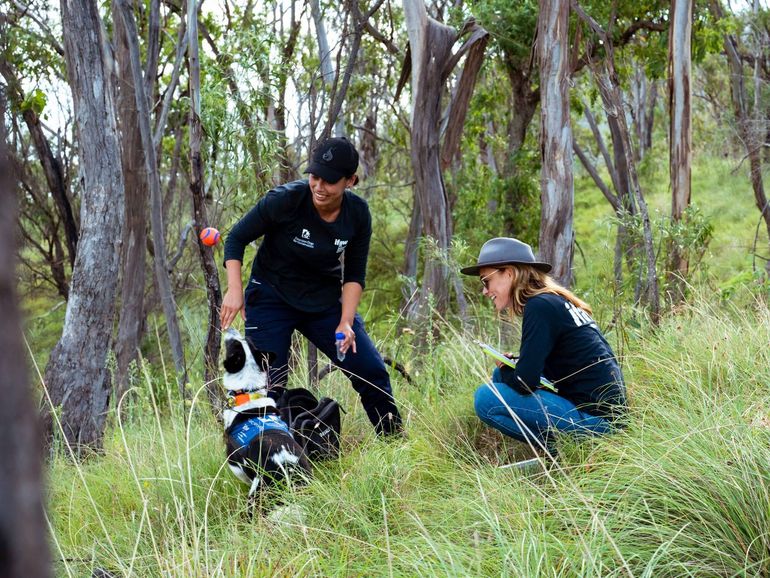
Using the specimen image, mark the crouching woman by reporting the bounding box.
[461,238,627,455]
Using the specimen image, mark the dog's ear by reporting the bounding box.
[252,349,275,372]
[244,337,275,371]
[223,339,247,374]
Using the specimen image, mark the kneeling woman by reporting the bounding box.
[461,238,627,454]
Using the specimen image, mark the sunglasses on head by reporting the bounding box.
[480,269,501,289]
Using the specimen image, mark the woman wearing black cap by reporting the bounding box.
[461,237,626,458]
[220,137,402,435]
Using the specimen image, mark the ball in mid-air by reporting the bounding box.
[200,227,220,246]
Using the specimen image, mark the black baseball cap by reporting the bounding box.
[304,137,359,184]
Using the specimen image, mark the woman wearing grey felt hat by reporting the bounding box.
[462,237,627,463]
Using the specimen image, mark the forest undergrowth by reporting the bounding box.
[41,284,770,577]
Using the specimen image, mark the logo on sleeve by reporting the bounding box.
[334,238,348,254]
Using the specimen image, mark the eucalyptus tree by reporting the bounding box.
[401,0,488,324]
[117,0,188,391]
[471,0,539,172]
[631,62,658,160]
[711,0,770,278]
[112,0,149,405]
[0,61,78,269]
[573,96,636,286]
[188,0,222,407]
[538,0,575,287]
[668,0,693,302]
[471,0,667,247]
[310,0,343,139]
[265,0,303,183]
[1,1,78,297]
[572,0,661,322]
[43,0,125,450]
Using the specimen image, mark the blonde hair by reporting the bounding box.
[503,265,592,317]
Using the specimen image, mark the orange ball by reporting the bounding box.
[200,227,220,247]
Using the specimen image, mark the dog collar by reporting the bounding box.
[228,391,268,408]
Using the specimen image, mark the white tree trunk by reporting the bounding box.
[310,0,342,138]
[668,0,693,300]
[714,0,770,277]
[538,0,574,286]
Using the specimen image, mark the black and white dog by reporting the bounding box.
[222,328,311,500]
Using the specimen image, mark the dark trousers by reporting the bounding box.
[244,277,401,434]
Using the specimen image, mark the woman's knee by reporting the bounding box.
[474,385,497,420]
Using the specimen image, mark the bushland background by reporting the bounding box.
[2,0,770,575]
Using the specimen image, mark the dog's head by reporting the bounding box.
[222,328,275,394]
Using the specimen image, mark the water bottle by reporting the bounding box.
[335,332,346,362]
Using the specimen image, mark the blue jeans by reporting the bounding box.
[473,368,612,451]
[244,276,401,434]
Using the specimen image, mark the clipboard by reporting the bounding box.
[474,340,558,393]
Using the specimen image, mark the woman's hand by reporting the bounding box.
[220,288,245,330]
[334,321,356,354]
[495,352,519,368]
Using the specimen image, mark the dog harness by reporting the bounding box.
[228,414,293,450]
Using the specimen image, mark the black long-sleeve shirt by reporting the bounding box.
[223,180,372,312]
[511,293,627,419]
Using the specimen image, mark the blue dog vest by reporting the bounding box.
[229,414,292,450]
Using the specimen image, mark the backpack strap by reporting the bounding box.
[276,387,319,427]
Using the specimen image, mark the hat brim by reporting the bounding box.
[304,162,346,184]
[460,260,552,276]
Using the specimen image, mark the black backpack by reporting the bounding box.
[276,388,343,461]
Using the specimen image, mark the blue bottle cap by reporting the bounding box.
[335,332,345,340]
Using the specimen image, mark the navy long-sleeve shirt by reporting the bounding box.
[511,293,627,419]
[223,180,372,312]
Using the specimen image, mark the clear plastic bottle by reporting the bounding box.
[335,332,346,362]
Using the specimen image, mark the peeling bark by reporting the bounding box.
[538,0,574,287]
[44,0,125,450]
[402,0,487,325]
[113,0,148,410]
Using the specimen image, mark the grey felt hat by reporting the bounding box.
[460,237,552,276]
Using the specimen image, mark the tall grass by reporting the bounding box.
[43,290,770,577]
